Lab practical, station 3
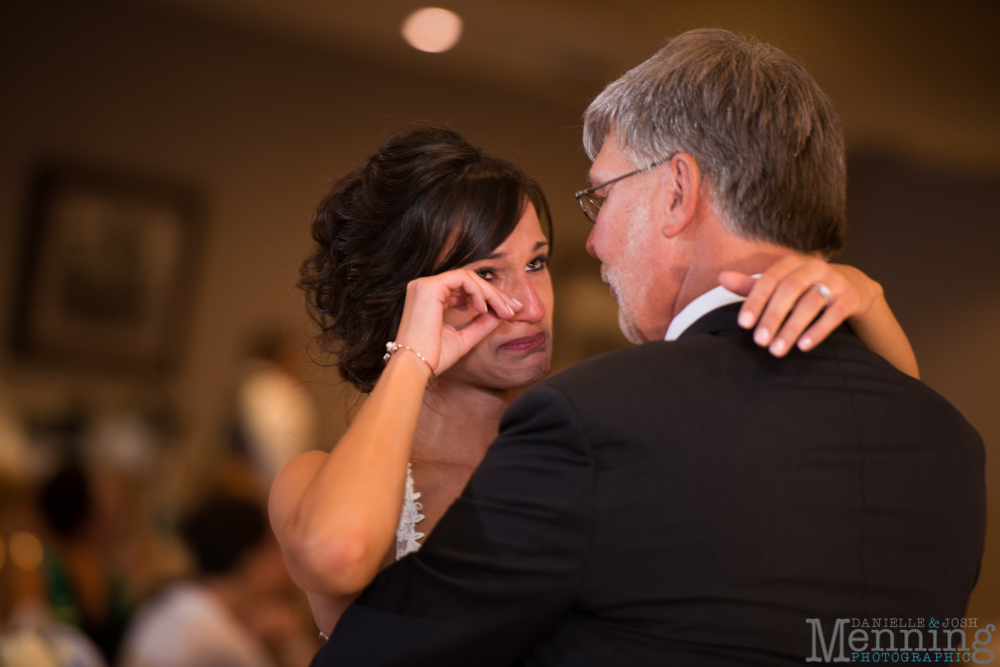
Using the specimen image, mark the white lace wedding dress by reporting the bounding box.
[395,463,425,560]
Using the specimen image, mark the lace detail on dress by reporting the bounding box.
[395,463,425,560]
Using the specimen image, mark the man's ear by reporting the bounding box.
[659,153,701,238]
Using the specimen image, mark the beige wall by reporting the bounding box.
[1,0,996,621]
[842,155,1000,621]
[0,0,603,502]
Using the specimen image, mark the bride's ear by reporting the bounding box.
[660,153,701,239]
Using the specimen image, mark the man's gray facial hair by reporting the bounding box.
[599,217,649,345]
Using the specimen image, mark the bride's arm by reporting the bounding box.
[719,256,919,379]
[269,351,433,595]
[269,271,519,605]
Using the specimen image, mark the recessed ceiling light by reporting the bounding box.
[401,7,463,53]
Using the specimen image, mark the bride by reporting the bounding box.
[268,124,917,636]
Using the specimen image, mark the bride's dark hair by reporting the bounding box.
[300,124,552,392]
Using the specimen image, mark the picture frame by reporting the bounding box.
[11,164,203,376]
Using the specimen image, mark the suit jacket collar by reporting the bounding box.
[679,302,856,342]
[678,302,745,339]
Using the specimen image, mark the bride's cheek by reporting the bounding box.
[443,306,477,328]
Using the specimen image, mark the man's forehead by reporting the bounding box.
[588,132,632,184]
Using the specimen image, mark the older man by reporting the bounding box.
[314,29,985,666]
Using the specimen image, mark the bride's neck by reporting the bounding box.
[411,377,513,469]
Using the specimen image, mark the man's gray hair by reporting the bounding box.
[583,29,846,254]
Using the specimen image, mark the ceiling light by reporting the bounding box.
[401,8,463,53]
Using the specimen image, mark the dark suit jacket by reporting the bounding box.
[314,304,986,666]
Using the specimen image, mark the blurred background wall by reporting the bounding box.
[0,0,997,641]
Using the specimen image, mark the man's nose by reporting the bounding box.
[586,225,598,258]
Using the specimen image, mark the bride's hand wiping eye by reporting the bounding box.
[394,269,523,378]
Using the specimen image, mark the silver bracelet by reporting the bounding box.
[384,341,435,379]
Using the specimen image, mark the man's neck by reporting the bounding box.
[668,226,802,328]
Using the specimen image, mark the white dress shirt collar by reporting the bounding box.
[664,285,746,341]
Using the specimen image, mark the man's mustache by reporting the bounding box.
[600,265,619,302]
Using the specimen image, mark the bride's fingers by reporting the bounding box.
[451,309,504,348]
[724,258,878,355]
[750,258,838,347]
[453,270,520,319]
[767,291,827,356]
[796,302,855,352]
[439,271,520,332]
[755,260,871,354]
[435,310,505,375]
[791,278,861,351]
[731,255,802,331]
[480,283,521,319]
[718,271,758,299]
[448,288,472,309]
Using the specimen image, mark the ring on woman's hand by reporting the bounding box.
[811,282,833,308]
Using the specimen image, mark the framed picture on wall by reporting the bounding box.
[12,164,203,376]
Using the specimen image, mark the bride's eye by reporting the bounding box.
[475,268,496,282]
[525,255,550,272]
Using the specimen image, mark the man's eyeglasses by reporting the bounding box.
[573,160,666,224]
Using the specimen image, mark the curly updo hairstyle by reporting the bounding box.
[300,125,552,393]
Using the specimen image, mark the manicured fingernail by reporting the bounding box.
[754,327,770,346]
[512,298,523,307]
[738,311,754,328]
[770,339,786,356]
[798,336,813,351]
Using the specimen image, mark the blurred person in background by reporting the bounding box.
[37,461,131,665]
[226,330,317,495]
[1,467,106,667]
[120,494,314,667]
[0,392,109,667]
[269,124,920,639]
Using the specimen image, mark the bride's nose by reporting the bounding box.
[507,275,546,323]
